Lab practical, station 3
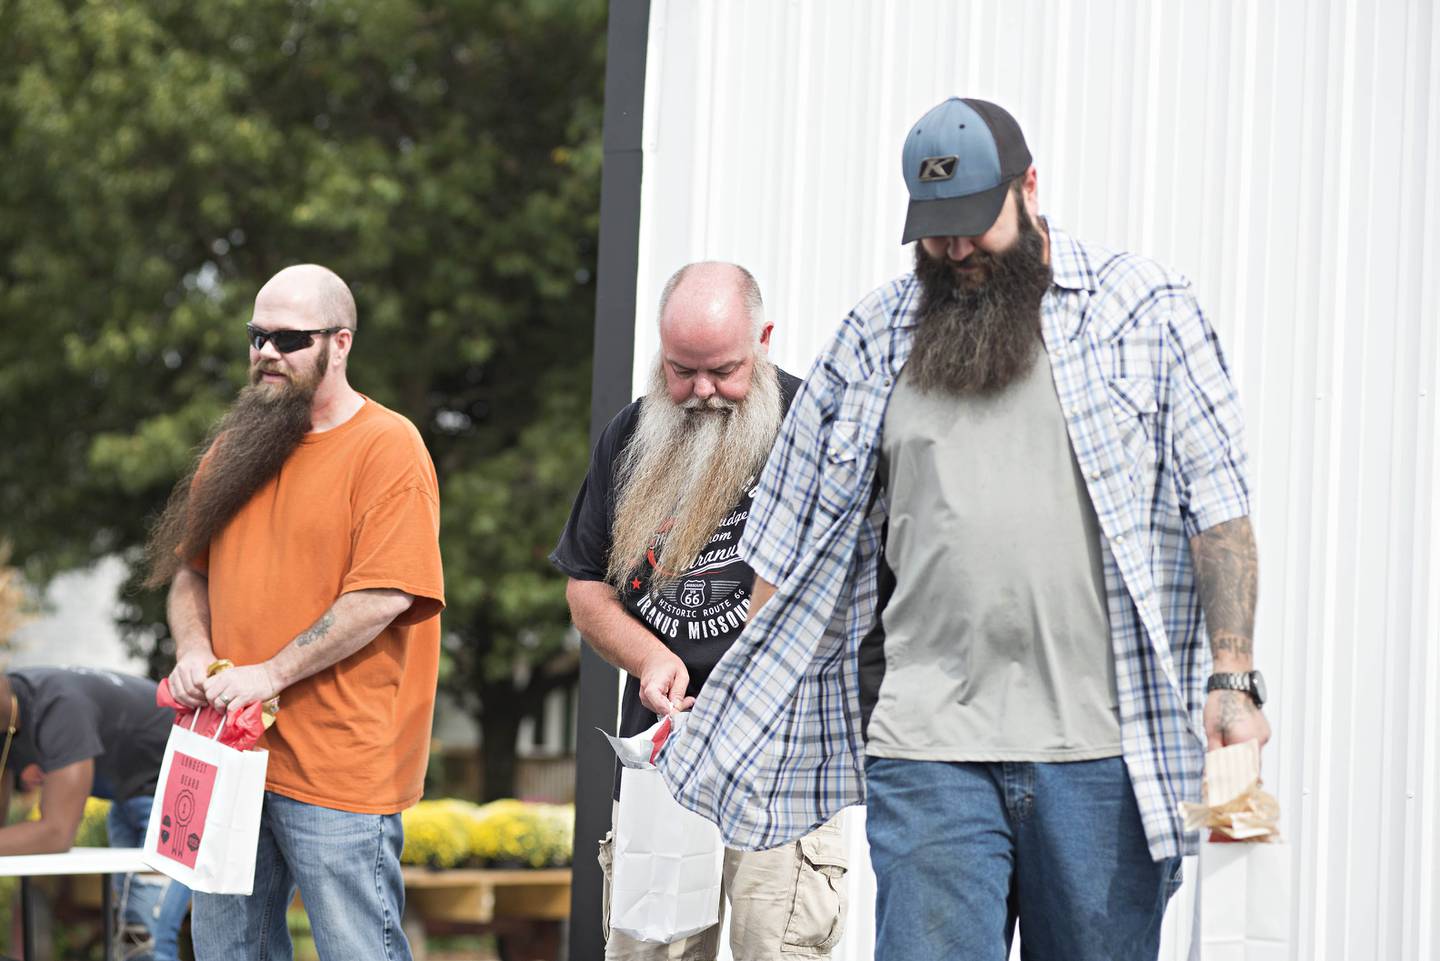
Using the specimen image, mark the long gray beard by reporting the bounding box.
[607,358,782,591]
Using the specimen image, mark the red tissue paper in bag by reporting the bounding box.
[156,677,267,751]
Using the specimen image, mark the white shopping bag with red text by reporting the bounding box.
[141,713,268,894]
[602,714,724,943]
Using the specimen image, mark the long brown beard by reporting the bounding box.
[143,348,326,588]
[606,357,782,591]
[906,206,1053,395]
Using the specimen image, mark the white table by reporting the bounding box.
[0,847,149,961]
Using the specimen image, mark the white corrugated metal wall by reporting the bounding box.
[627,1,1439,958]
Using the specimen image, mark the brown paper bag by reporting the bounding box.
[1179,739,1280,842]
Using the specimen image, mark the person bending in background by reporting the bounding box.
[0,666,191,961]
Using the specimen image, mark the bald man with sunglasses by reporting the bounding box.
[144,264,445,961]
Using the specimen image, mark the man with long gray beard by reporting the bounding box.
[657,99,1272,960]
[144,264,444,961]
[551,262,848,960]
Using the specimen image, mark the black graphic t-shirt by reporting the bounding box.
[551,369,801,755]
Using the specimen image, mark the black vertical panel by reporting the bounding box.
[568,3,649,960]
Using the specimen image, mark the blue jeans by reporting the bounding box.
[191,792,411,961]
[864,756,1180,961]
[107,795,192,961]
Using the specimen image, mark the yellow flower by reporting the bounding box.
[76,798,111,846]
[399,798,575,869]
[470,799,573,867]
[400,801,470,868]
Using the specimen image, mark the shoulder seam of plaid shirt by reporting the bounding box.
[655,222,1252,861]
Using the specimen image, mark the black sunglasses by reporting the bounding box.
[246,325,344,354]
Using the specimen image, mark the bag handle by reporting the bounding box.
[187,707,229,742]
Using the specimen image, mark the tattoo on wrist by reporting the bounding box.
[1211,632,1254,658]
[296,611,335,648]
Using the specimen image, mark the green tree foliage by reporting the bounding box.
[0,0,605,798]
[0,546,30,659]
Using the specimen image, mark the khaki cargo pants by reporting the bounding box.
[598,809,848,961]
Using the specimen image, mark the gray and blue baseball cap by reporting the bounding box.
[901,97,1032,243]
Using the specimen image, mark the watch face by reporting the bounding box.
[1250,671,1267,705]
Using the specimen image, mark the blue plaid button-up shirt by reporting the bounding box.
[656,223,1251,860]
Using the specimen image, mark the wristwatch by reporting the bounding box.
[1206,670,1267,707]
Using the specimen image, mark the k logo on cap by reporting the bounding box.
[918,156,958,182]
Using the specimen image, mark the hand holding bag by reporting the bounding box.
[141,709,269,894]
[603,714,725,943]
[1180,740,1292,960]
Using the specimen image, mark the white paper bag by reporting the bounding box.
[1198,842,1292,961]
[141,716,269,894]
[603,716,724,943]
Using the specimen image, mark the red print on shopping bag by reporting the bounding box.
[158,751,218,868]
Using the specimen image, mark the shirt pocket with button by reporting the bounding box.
[816,419,866,522]
[1105,376,1159,488]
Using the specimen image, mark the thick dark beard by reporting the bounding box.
[143,348,326,588]
[906,207,1053,395]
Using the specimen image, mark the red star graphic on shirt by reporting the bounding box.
[631,578,642,590]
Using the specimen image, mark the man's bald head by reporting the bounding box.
[657,261,764,342]
[248,263,358,389]
[653,262,773,409]
[255,264,357,331]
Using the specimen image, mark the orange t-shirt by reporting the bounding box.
[194,397,444,814]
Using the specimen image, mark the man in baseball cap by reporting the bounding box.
[656,96,1270,960]
[900,96,1032,243]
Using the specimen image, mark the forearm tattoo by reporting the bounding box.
[1191,516,1258,661]
[296,610,336,648]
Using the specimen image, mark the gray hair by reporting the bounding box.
[656,262,766,341]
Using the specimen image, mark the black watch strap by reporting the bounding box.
[1206,671,1266,706]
